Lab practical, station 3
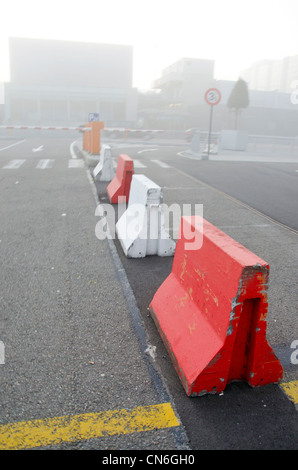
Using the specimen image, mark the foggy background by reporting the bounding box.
[1,0,298,137]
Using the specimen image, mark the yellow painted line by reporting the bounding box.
[280,380,298,405]
[0,402,180,450]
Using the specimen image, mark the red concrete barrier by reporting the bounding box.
[107,154,134,203]
[149,216,283,396]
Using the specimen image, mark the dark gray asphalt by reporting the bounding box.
[1,132,297,451]
[0,132,186,450]
[170,158,298,232]
[94,141,298,450]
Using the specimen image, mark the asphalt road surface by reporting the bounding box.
[101,140,298,450]
[173,154,298,232]
[0,131,297,451]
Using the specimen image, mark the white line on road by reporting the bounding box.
[2,159,26,169]
[151,159,170,168]
[0,140,26,152]
[70,140,80,159]
[137,148,158,154]
[133,159,147,168]
[68,159,84,168]
[36,159,54,169]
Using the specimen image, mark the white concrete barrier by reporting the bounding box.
[116,175,176,258]
[93,144,115,181]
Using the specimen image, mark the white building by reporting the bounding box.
[153,58,214,108]
[4,38,138,126]
[241,56,298,94]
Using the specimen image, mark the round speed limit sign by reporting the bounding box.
[205,88,221,106]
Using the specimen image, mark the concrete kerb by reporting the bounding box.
[83,150,100,167]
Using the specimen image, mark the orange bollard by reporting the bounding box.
[82,121,104,154]
[90,121,104,154]
[82,123,91,152]
[106,154,134,203]
[149,216,283,396]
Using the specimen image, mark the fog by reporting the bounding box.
[1,0,298,136]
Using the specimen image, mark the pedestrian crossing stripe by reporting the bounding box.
[36,159,55,169]
[112,158,170,169]
[0,402,180,450]
[150,159,170,168]
[2,159,170,170]
[2,159,26,169]
[133,159,147,168]
[68,159,85,168]
[1,159,85,169]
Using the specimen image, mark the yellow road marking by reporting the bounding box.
[280,380,298,405]
[0,402,180,450]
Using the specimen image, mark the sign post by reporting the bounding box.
[204,88,221,159]
[89,113,100,122]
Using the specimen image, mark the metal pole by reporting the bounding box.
[207,105,213,159]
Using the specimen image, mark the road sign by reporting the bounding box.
[205,88,221,106]
[204,88,221,159]
[89,113,100,122]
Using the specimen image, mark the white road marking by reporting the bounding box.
[0,139,26,152]
[2,159,26,169]
[133,159,147,168]
[68,159,84,168]
[36,159,54,169]
[70,139,80,159]
[32,145,44,152]
[2,159,84,170]
[151,159,170,168]
[137,148,158,154]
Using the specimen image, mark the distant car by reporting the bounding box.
[185,128,199,142]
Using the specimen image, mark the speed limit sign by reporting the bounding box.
[204,88,221,159]
[205,88,221,106]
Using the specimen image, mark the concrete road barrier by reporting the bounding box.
[149,216,283,396]
[93,144,115,182]
[116,174,176,258]
[107,154,134,203]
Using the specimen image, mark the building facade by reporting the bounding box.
[151,58,214,129]
[4,37,138,126]
[210,78,298,136]
[241,56,298,94]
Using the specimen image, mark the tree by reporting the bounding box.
[227,78,249,129]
